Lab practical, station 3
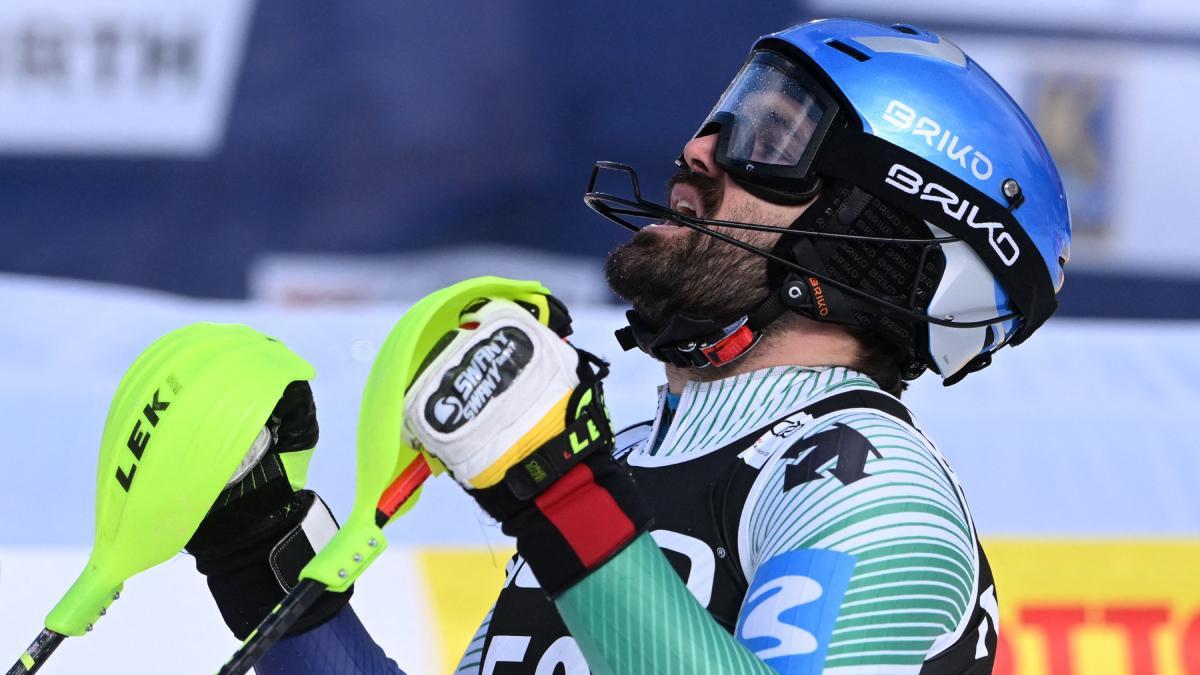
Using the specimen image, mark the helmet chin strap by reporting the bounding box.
[614,291,788,369]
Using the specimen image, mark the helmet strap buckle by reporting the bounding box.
[614,293,789,369]
[698,319,758,368]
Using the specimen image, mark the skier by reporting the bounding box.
[187,18,1070,674]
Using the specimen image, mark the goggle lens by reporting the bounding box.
[714,54,827,167]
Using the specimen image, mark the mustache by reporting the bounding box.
[666,164,723,219]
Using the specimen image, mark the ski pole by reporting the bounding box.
[6,323,315,675]
[6,629,66,675]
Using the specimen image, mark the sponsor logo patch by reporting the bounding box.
[884,162,1020,266]
[425,326,533,433]
[736,549,856,670]
[882,99,994,182]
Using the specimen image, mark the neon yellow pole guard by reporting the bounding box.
[300,276,553,592]
[45,323,314,636]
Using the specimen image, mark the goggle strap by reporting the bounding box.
[815,128,1057,342]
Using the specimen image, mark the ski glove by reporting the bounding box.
[186,381,352,639]
[403,298,652,596]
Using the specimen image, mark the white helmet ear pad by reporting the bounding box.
[924,224,1015,380]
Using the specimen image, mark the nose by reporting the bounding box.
[680,133,722,178]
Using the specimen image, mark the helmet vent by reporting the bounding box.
[892,24,920,35]
[825,39,871,62]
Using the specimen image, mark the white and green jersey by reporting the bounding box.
[458,366,997,674]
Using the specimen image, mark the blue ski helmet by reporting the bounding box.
[586,18,1071,384]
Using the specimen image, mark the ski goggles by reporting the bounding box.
[584,43,1056,344]
[694,48,841,203]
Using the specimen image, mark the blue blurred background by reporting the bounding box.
[2,0,1198,315]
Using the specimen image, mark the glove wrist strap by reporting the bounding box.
[192,490,353,640]
[468,348,651,596]
[502,453,651,597]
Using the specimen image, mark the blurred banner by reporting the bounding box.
[0,0,254,156]
[1,1,1197,310]
[249,247,615,307]
[987,541,1200,675]
[0,275,1197,674]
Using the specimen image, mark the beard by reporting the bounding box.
[604,167,789,328]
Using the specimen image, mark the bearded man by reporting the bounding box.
[186,18,1070,675]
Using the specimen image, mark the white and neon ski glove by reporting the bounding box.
[403,296,652,596]
[404,298,587,490]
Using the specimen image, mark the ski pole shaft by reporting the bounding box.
[216,579,327,675]
[6,629,65,675]
[375,453,432,527]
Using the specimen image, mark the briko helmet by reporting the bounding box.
[585,18,1071,385]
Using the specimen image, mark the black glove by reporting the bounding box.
[185,381,353,639]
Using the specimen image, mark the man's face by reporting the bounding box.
[604,128,813,328]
